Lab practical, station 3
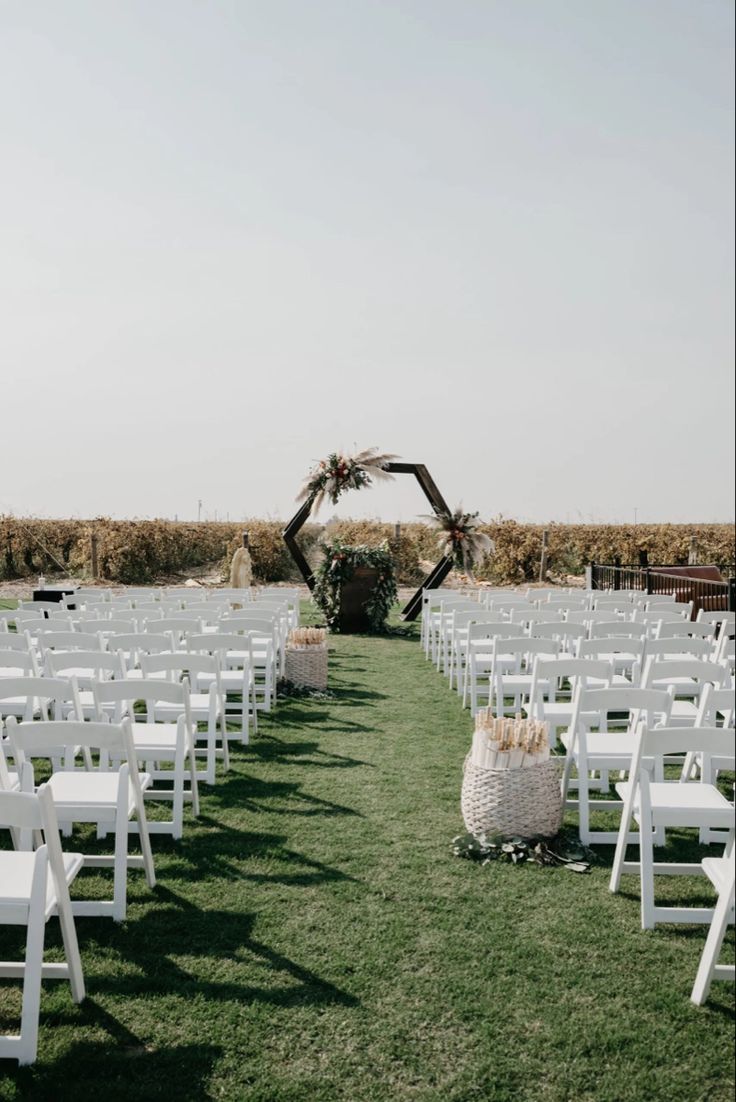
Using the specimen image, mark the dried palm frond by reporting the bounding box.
[420,505,494,577]
[296,448,399,512]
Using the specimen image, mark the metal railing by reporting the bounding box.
[590,563,735,615]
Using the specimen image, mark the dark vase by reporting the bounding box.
[338,566,379,632]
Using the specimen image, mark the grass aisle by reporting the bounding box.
[1,615,734,1101]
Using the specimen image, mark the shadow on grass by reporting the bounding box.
[84,885,359,1011]
[265,714,377,736]
[3,1036,221,1102]
[150,814,361,888]
[247,735,374,766]
[209,773,364,819]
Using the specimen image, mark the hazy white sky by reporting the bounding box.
[1,0,733,525]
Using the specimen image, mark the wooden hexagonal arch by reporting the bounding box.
[282,462,453,621]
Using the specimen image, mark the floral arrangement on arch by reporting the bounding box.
[312,538,398,633]
[422,506,495,577]
[297,448,398,514]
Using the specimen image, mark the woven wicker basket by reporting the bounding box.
[285,644,328,691]
[461,754,563,840]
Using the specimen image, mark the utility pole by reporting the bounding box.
[197,500,202,523]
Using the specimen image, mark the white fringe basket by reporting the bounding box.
[284,644,328,691]
[461,754,563,841]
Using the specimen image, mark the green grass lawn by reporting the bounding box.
[0,606,734,1101]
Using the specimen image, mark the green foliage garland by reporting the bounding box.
[312,539,398,633]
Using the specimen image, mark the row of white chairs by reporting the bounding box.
[2,605,291,711]
[0,589,302,1062]
[420,587,735,1005]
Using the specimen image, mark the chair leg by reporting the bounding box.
[113,797,129,923]
[188,741,200,818]
[220,712,230,772]
[610,799,633,893]
[691,882,736,1005]
[55,883,85,1004]
[578,771,591,845]
[136,798,156,890]
[19,855,48,1065]
[639,820,656,930]
[172,746,185,840]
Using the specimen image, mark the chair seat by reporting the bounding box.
[154,695,214,714]
[561,730,638,764]
[703,856,733,893]
[129,724,182,754]
[47,770,151,816]
[669,699,699,721]
[615,780,734,820]
[0,851,84,918]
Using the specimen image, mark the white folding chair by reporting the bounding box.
[139,653,228,785]
[219,616,277,712]
[6,718,155,922]
[463,622,516,711]
[525,656,614,746]
[91,679,199,839]
[576,637,646,685]
[489,637,560,717]
[642,658,730,726]
[0,651,41,682]
[609,726,735,928]
[561,685,674,844]
[186,632,257,741]
[0,786,85,1066]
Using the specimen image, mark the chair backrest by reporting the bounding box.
[589,623,647,640]
[644,637,714,660]
[492,637,561,667]
[656,620,717,640]
[0,675,81,721]
[45,650,125,681]
[578,637,646,659]
[12,610,48,625]
[108,632,174,655]
[185,633,254,666]
[18,617,57,635]
[528,621,586,646]
[466,622,517,645]
[0,651,40,677]
[91,677,192,728]
[593,598,634,612]
[152,617,203,638]
[644,599,692,617]
[7,715,139,775]
[572,685,673,728]
[545,597,590,611]
[139,652,219,682]
[532,655,614,690]
[694,682,735,727]
[565,610,618,624]
[74,616,134,634]
[18,600,60,614]
[488,600,536,615]
[38,630,105,652]
[631,724,734,777]
[219,616,277,637]
[125,588,163,601]
[47,607,81,622]
[0,630,34,654]
[643,658,730,693]
[697,610,736,627]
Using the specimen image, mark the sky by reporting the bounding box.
[1,0,733,526]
